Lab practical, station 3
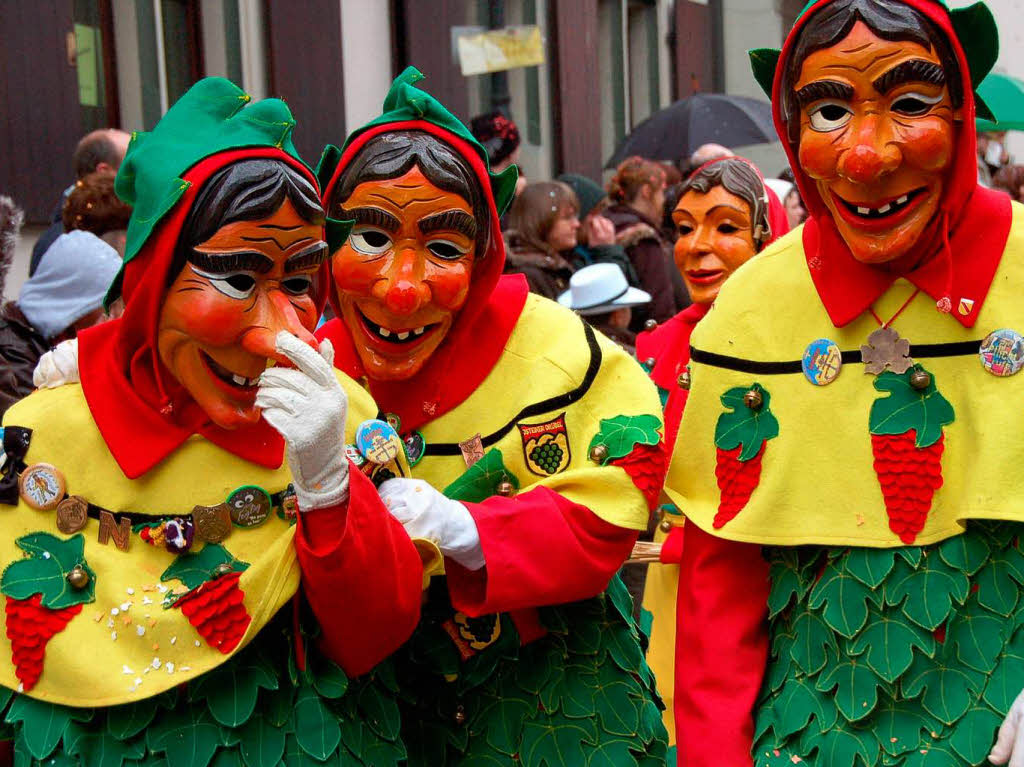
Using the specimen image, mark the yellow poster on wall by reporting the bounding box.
[457,26,544,76]
[75,23,99,107]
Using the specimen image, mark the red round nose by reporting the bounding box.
[384,280,422,315]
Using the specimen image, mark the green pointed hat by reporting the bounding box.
[109,77,316,302]
[317,67,519,222]
[748,0,999,121]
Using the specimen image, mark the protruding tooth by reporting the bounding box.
[232,374,247,386]
[896,195,908,205]
[877,203,891,214]
[413,327,425,336]
[857,206,870,215]
[397,331,410,340]
[378,327,392,338]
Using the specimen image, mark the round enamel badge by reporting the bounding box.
[802,338,843,385]
[18,463,66,510]
[355,419,402,465]
[227,485,272,528]
[979,329,1024,377]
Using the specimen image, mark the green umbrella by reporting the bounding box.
[976,73,1024,132]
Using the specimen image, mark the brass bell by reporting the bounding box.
[589,444,609,463]
[214,562,233,577]
[909,369,931,391]
[66,564,90,590]
[453,705,467,726]
[743,389,763,410]
[495,479,515,497]
[659,518,673,533]
[677,369,691,390]
[644,319,658,331]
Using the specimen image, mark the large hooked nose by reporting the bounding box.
[838,115,901,185]
[241,289,317,364]
[378,247,431,315]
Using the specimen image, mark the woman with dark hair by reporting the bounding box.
[635,156,788,756]
[502,180,580,300]
[605,156,679,330]
[0,78,421,763]
[992,163,1024,202]
[317,67,669,764]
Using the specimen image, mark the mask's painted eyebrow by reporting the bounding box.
[795,79,855,106]
[340,206,400,232]
[189,250,274,274]
[418,210,477,240]
[284,241,329,272]
[873,59,946,94]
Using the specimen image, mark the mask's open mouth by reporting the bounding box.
[836,187,926,222]
[201,351,260,390]
[358,309,440,346]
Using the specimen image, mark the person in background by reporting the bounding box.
[978,129,1009,185]
[605,156,679,330]
[558,261,652,355]
[993,163,1024,202]
[30,129,131,275]
[0,197,23,299]
[470,110,527,201]
[681,142,733,177]
[635,156,789,759]
[503,180,579,300]
[61,169,131,256]
[557,172,638,283]
[0,230,121,418]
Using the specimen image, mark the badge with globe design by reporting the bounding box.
[518,413,571,476]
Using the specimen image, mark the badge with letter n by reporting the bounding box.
[518,413,571,476]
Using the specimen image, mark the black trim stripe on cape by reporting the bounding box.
[689,339,984,375]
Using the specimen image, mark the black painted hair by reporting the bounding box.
[170,158,324,281]
[781,0,963,142]
[679,158,772,250]
[328,130,491,258]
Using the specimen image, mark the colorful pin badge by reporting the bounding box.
[18,463,66,510]
[355,419,402,464]
[403,431,426,467]
[979,329,1024,377]
[384,412,402,433]
[802,338,843,385]
[227,485,272,528]
[344,443,367,468]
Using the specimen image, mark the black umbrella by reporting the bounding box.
[605,93,777,168]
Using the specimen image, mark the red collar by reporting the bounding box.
[805,185,1012,329]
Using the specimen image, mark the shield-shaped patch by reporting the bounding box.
[518,413,571,476]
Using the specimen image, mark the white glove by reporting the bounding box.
[33,339,79,388]
[255,332,349,511]
[378,478,485,570]
[991,688,1024,766]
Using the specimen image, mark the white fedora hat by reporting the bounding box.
[557,262,652,315]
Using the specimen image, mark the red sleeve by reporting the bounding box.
[294,464,423,676]
[444,485,637,617]
[675,523,770,767]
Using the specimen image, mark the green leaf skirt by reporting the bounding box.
[754,521,1024,766]
[395,574,669,766]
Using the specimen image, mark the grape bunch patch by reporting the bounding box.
[518,413,572,476]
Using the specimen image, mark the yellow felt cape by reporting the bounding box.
[666,203,1024,547]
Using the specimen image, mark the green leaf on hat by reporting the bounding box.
[64,721,145,767]
[144,706,222,767]
[790,607,837,675]
[160,543,249,591]
[291,684,340,761]
[849,616,934,683]
[949,705,1002,765]
[588,415,662,464]
[749,48,782,99]
[1,533,95,609]
[714,383,779,461]
[938,533,991,576]
[519,719,598,767]
[816,656,884,723]
[947,612,1004,674]
[902,653,979,725]
[443,448,519,504]
[843,547,896,589]
[808,564,874,639]
[773,676,838,738]
[237,715,285,767]
[950,2,1000,89]
[874,697,931,756]
[869,367,954,447]
[888,562,969,631]
[189,650,278,727]
[5,694,74,760]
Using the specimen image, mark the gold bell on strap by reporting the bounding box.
[66,564,90,590]
[743,388,764,410]
[910,369,932,391]
[589,444,609,463]
[495,477,516,497]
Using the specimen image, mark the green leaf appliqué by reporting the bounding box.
[869,367,954,448]
[1,533,95,609]
[714,383,779,462]
[587,415,662,464]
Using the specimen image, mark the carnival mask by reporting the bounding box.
[331,167,476,381]
[794,21,959,265]
[157,198,326,428]
[672,185,758,305]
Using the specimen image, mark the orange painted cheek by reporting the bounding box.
[798,133,840,181]
[717,237,757,275]
[899,122,954,172]
[426,263,472,310]
[333,252,385,295]
[163,292,250,346]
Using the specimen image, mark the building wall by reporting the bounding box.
[987,0,1024,160]
[720,0,784,99]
